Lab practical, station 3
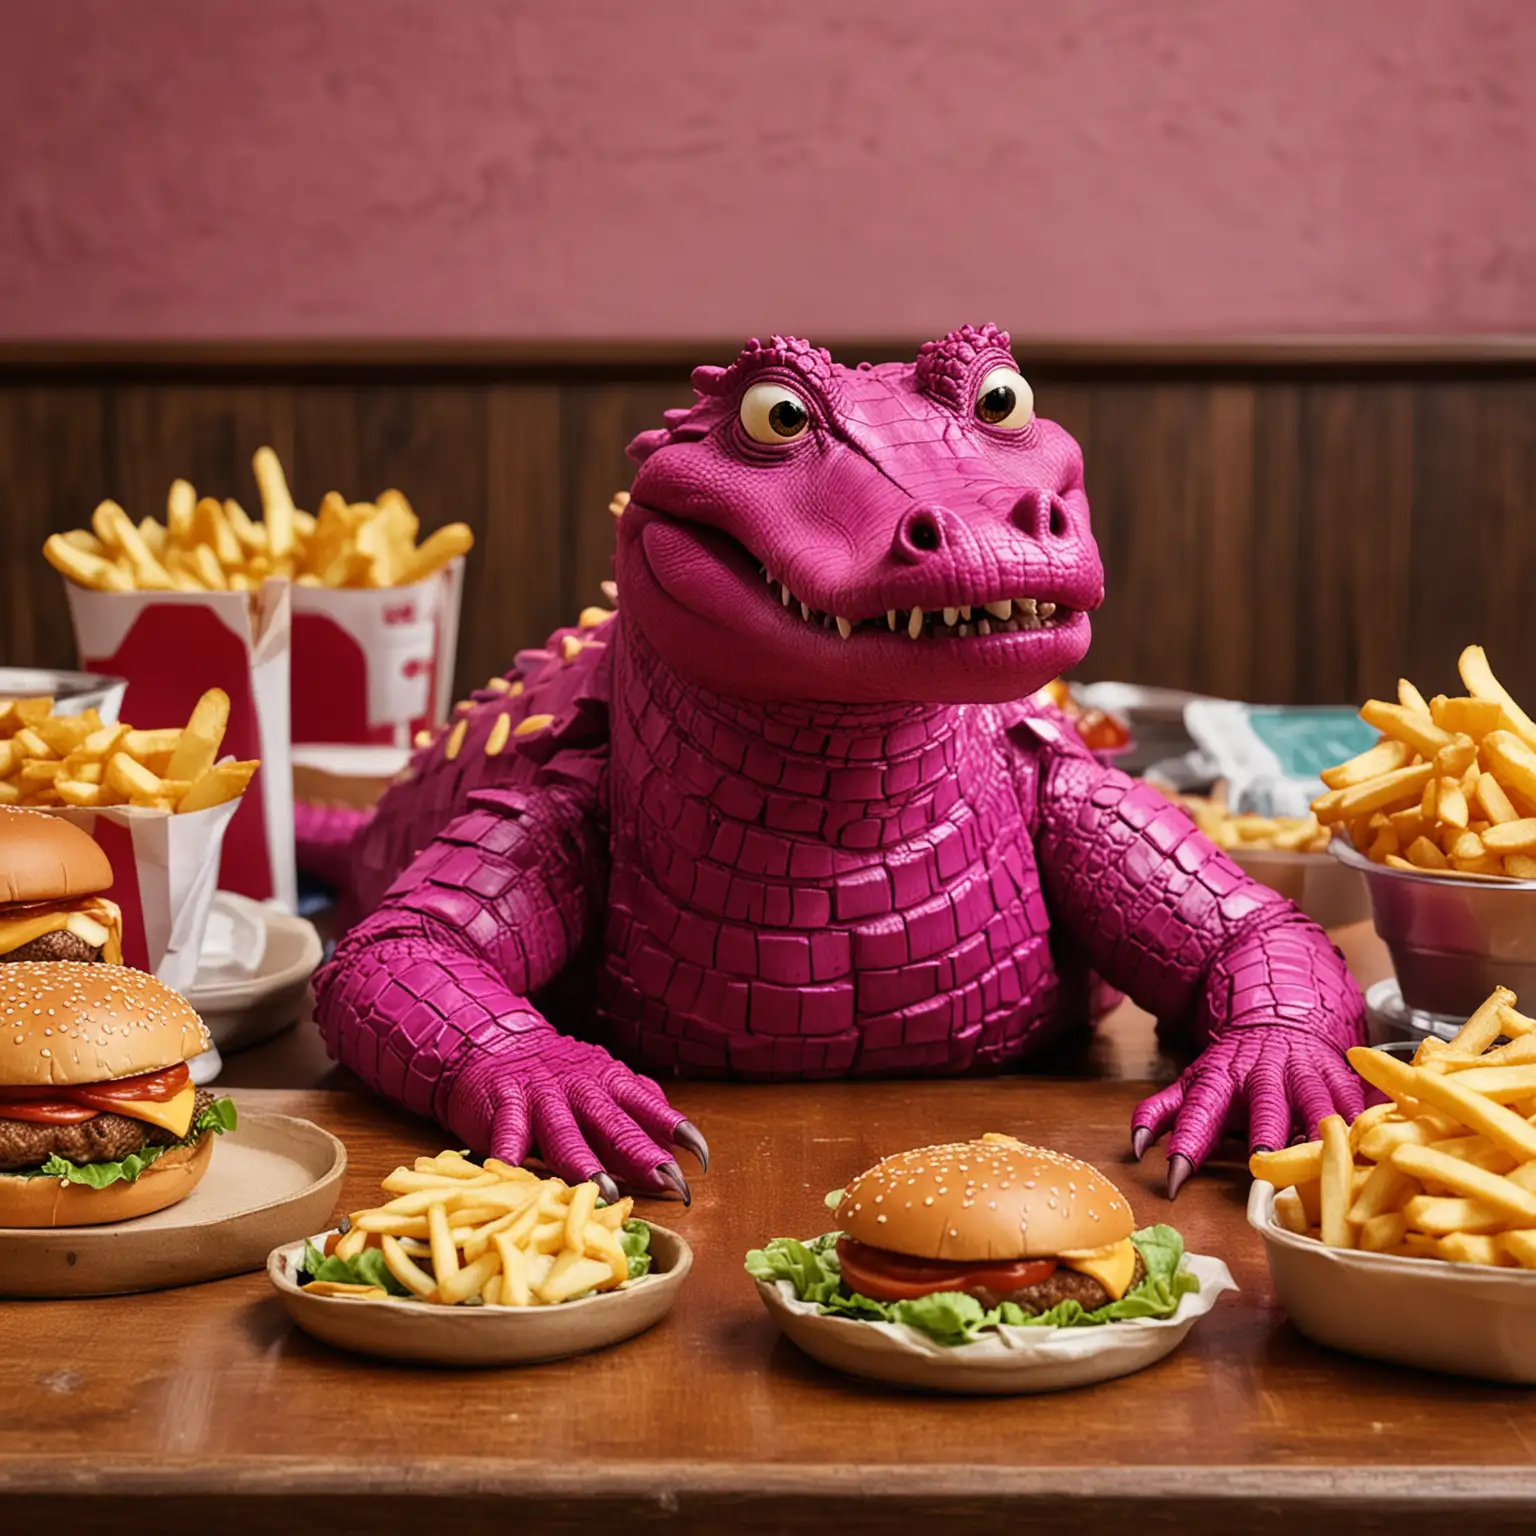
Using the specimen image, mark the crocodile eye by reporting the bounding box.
[740,382,811,444]
[975,367,1034,430]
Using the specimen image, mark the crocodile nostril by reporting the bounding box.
[1049,497,1068,538]
[893,506,948,563]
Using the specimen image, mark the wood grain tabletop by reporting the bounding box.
[3,1048,1534,1535]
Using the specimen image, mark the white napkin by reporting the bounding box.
[194,890,271,987]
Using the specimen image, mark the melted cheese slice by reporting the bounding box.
[0,897,123,964]
[1057,1236,1137,1300]
[106,1084,196,1139]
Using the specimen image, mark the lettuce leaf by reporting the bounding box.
[620,1218,653,1279]
[299,1238,411,1297]
[20,1096,238,1189]
[744,1225,1200,1346]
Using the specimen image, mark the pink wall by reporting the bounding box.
[1,1,1532,342]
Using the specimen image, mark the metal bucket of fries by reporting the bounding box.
[1311,646,1536,1020]
[0,668,126,723]
[1333,840,1536,1020]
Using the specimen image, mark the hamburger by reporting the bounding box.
[0,961,235,1227]
[746,1133,1199,1343]
[833,1135,1143,1313]
[0,805,123,964]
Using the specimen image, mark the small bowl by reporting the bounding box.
[1249,1180,1536,1383]
[1331,839,1536,1019]
[188,900,324,1056]
[1227,844,1370,929]
[0,667,126,721]
[268,1222,692,1366]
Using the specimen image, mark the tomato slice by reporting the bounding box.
[0,1064,189,1125]
[0,1099,102,1125]
[836,1237,1056,1303]
[69,1062,190,1108]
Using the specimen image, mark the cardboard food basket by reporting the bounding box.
[289,559,465,747]
[64,578,296,913]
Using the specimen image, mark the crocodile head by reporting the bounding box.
[616,324,1104,704]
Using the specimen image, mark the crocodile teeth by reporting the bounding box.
[960,606,972,621]
[600,580,618,603]
[887,610,898,631]
[1017,597,1037,614]
[1038,601,1056,618]
[801,601,811,620]
[943,607,959,626]
[780,583,792,606]
[835,616,853,639]
[985,599,1012,621]
[908,607,924,639]
[978,618,992,635]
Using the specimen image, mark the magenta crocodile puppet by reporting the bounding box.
[302,325,1366,1203]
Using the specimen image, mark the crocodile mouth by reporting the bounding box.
[755,561,1075,642]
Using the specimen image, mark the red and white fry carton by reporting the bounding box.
[45,801,239,992]
[63,579,297,911]
[288,559,465,747]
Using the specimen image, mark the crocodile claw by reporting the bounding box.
[1166,1153,1194,1201]
[591,1172,622,1206]
[1131,1126,1153,1161]
[654,1160,692,1206]
[673,1120,709,1173]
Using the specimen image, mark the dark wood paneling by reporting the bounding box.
[1,357,1533,708]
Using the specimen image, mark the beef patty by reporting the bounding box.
[969,1249,1147,1314]
[0,930,103,963]
[0,1087,214,1171]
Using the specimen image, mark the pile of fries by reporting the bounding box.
[1254,986,1536,1268]
[0,689,256,812]
[44,447,473,594]
[1312,646,1536,880]
[306,1151,648,1307]
[1177,792,1330,854]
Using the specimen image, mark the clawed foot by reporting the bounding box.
[448,1039,708,1200]
[1130,1026,1365,1198]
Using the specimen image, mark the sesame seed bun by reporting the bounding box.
[838,1136,1135,1261]
[0,961,211,1088]
[0,807,113,906]
[0,1133,213,1227]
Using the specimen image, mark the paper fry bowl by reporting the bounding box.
[45,800,239,992]
[289,559,464,748]
[64,579,295,911]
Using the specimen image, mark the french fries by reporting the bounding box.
[1253,986,1536,1268]
[44,447,473,594]
[1313,647,1536,880]
[302,1151,651,1307]
[0,690,256,813]
[1169,789,1330,854]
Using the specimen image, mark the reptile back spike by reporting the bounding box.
[303,329,1366,1197]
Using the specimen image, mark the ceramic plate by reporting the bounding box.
[0,1110,346,1297]
[268,1221,692,1366]
[755,1253,1235,1395]
[1250,1180,1536,1383]
[188,900,324,1055]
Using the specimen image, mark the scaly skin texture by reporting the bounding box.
[309,326,1366,1197]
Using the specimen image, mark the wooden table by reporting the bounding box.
[10,926,1532,1535]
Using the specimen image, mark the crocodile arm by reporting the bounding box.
[1025,721,1366,1193]
[311,781,694,1196]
